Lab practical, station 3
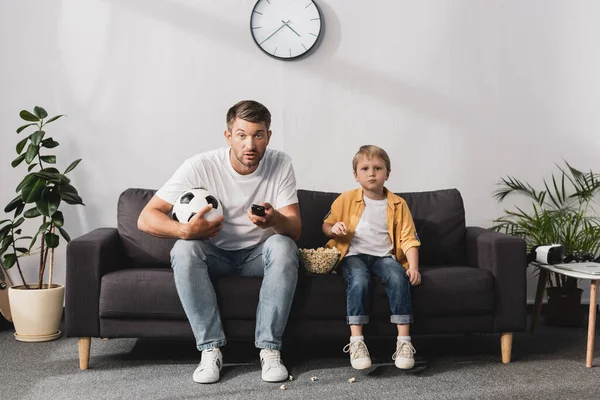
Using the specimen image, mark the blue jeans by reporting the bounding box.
[170,234,299,351]
[340,254,413,325]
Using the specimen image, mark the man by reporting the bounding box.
[138,100,301,384]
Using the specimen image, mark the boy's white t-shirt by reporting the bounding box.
[346,196,393,257]
[156,147,298,250]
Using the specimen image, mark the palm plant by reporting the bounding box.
[491,161,600,290]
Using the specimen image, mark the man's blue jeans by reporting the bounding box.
[170,234,299,351]
[340,254,413,325]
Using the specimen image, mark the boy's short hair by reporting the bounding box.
[352,145,391,172]
[226,100,271,131]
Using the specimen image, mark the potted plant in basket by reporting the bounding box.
[0,106,84,341]
[491,161,600,326]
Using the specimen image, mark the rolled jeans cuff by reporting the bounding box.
[347,315,369,325]
[255,342,282,351]
[391,314,412,325]
[197,339,227,351]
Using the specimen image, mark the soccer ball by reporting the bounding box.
[172,189,223,223]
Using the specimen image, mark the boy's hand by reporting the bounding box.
[406,267,421,286]
[330,222,347,237]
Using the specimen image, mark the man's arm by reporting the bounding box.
[138,195,223,240]
[248,203,301,242]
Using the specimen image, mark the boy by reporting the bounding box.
[322,145,421,370]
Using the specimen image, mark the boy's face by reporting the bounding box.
[353,156,390,193]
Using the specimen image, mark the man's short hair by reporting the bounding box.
[226,100,271,131]
[352,145,391,172]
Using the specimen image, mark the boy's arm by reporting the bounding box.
[405,247,421,286]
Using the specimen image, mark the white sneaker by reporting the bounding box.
[193,348,223,384]
[259,349,289,382]
[343,340,372,370]
[392,341,416,369]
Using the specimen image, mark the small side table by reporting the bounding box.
[530,261,600,368]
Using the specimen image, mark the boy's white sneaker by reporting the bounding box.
[259,349,289,382]
[193,348,223,384]
[392,340,416,369]
[343,340,372,370]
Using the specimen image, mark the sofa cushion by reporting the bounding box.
[118,188,176,265]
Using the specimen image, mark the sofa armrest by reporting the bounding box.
[65,228,125,337]
[466,226,527,332]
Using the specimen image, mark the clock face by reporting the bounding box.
[250,0,323,61]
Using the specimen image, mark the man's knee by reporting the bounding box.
[170,239,208,266]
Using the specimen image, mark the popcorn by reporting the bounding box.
[299,247,340,274]
[280,384,287,390]
[348,377,356,383]
[310,376,318,382]
[288,375,294,381]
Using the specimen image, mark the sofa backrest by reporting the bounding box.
[118,188,467,267]
[297,188,467,266]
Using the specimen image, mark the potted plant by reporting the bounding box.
[0,106,84,341]
[491,161,600,326]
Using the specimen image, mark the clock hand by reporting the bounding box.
[282,20,301,37]
[260,21,289,45]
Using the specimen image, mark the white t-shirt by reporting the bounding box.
[156,147,298,250]
[347,196,393,257]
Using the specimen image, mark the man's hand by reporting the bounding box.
[248,202,277,229]
[330,222,347,238]
[181,204,224,240]
[406,267,421,286]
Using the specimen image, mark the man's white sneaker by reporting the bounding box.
[259,349,289,382]
[392,340,416,369]
[193,348,223,384]
[343,340,372,370]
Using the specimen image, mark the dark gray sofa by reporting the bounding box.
[65,188,527,370]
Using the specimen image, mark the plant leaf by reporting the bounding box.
[15,247,28,254]
[51,211,64,227]
[45,232,59,248]
[4,195,23,213]
[16,123,36,133]
[41,138,59,148]
[45,115,64,124]
[33,106,48,119]
[28,163,38,172]
[36,187,61,217]
[20,110,39,122]
[11,154,26,168]
[64,159,82,174]
[12,217,25,229]
[16,136,29,154]
[31,130,45,146]
[3,254,16,269]
[40,155,56,164]
[25,143,38,164]
[23,207,42,218]
[57,227,70,242]
[20,175,46,203]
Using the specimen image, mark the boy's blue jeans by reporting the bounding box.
[340,254,413,325]
[170,234,299,351]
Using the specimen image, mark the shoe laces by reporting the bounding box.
[261,349,283,368]
[200,348,221,370]
[392,341,416,360]
[343,340,369,360]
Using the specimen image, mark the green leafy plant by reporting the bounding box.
[0,106,84,289]
[491,161,600,290]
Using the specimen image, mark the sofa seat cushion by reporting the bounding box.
[99,269,265,320]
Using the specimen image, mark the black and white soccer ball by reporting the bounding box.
[172,189,223,223]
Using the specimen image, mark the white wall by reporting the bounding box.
[1,0,599,303]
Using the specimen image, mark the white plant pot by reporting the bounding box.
[8,284,64,342]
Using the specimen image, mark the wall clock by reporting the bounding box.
[250,0,323,61]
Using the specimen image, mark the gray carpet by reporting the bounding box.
[1,316,600,400]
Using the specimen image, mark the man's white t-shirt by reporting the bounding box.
[156,147,298,250]
[347,196,393,257]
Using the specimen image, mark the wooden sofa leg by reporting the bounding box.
[500,332,512,364]
[79,337,91,370]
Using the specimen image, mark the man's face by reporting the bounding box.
[353,156,390,193]
[224,118,271,175]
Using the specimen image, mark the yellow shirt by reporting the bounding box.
[324,187,421,269]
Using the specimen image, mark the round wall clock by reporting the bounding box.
[250,0,323,61]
